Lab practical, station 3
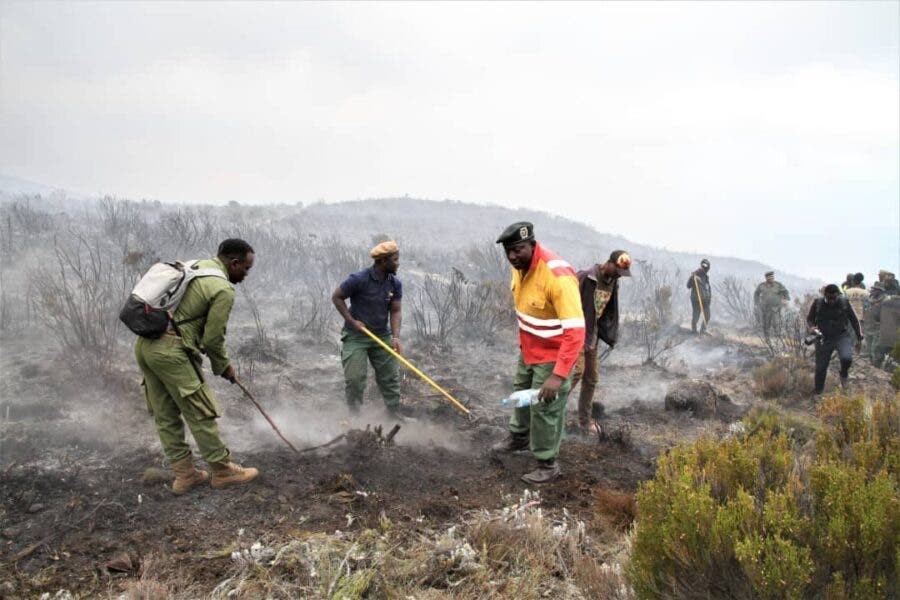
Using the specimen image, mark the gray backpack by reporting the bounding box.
[119,260,227,338]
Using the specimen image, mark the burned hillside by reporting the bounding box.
[0,195,896,599]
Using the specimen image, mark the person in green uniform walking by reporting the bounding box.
[331,240,403,415]
[134,239,259,495]
[754,271,790,337]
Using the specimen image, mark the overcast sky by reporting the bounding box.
[1,1,897,281]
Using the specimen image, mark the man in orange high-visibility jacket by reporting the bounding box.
[491,221,585,484]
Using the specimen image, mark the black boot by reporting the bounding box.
[386,403,415,423]
[521,458,561,484]
[491,432,529,453]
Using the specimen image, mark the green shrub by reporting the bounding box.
[628,394,899,599]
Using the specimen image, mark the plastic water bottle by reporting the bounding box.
[501,389,540,408]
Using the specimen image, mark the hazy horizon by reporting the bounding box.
[1,1,897,281]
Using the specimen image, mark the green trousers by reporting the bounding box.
[341,330,400,408]
[135,334,230,464]
[508,354,573,461]
[863,331,885,366]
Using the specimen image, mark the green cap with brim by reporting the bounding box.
[496,222,534,245]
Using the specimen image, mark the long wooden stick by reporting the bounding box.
[234,379,300,454]
[693,275,708,325]
[360,327,470,415]
[297,433,347,453]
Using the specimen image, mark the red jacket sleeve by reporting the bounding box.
[550,275,585,378]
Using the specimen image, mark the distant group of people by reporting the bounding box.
[685,258,899,396]
[839,269,899,369]
[806,269,899,395]
[686,262,791,335]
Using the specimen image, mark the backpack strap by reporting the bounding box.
[171,267,229,327]
[189,267,229,280]
[173,314,205,326]
[811,297,823,323]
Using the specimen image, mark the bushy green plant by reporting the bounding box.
[628,394,899,600]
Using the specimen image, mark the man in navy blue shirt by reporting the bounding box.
[331,240,403,414]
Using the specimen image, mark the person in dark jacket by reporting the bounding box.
[687,259,712,333]
[570,250,631,432]
[807,284,863,395]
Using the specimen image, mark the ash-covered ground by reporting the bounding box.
[0,197,895,598]
[2,314,894,598]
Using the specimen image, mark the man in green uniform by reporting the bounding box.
[754,271,790,337]
[863,282,885,363]
[880,270,900,296]
[331,240,403,415]
[134,239,259,494]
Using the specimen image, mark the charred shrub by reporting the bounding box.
[628,394,899,600]
[410,268,513,349]
[31,231,127,371]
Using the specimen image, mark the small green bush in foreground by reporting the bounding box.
[628,396,899,599]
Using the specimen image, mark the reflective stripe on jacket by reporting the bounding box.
[510,243,585,377]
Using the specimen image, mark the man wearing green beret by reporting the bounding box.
[491,221,585,484]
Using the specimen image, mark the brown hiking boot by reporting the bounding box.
[210,461,259,489]
[491,432,529,453]
[521,459,560,485]
[170,457,209,495]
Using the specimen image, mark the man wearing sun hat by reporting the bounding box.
[491,221,585,484]
[569,250,631,434]
[331,240,403,415]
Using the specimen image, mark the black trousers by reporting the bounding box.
[691,300,710,332]
[814,334,853,394]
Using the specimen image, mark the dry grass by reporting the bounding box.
[117,558,171,600]
[752,355,820,398]
[119,491,632,599]
[592,488,637,533]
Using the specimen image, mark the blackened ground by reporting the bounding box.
[4,328,892,598]
[0,409,653,598]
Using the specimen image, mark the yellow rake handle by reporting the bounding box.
[693,275,707,323]
[360,326,470,415]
